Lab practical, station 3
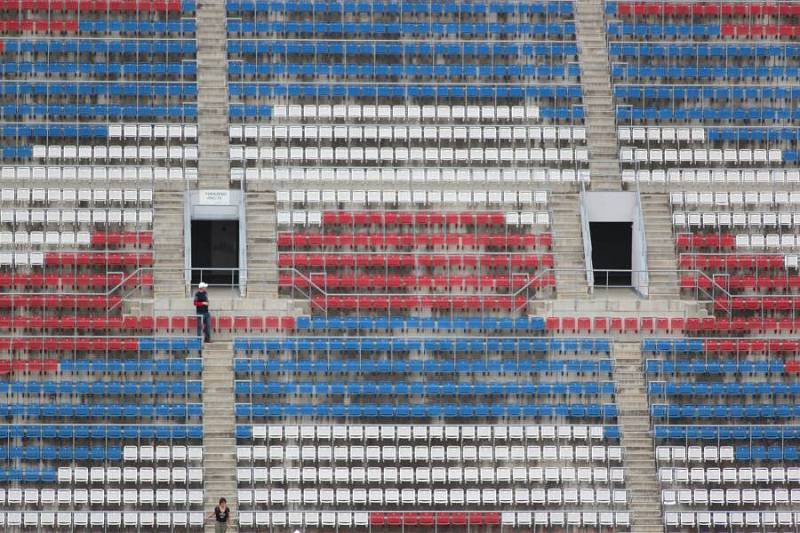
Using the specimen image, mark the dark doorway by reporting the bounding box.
[590,222,632,286]
[191,220,239,285]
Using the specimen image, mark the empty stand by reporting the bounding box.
[277,207,556,313]
[0,0,198,185]
[226,0,589,189]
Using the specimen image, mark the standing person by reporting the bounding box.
[194,282,211,343]
[207,497,231,532]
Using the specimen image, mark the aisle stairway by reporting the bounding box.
[614,342,663,533]
[575,0,620,191]
[203,341,238,533]
[640,193,680,299]
[154,190,187,298]
[551,193,590,298]
[196,0,230,189]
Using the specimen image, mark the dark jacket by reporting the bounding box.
[193,291,209,314]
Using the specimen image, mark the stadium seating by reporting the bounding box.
[0,0,198,183]
[235,330,629,528]
[646,336,800,528]
[276,207,555,312]
[0,336,203,525]
[607,1,800,186]
[226,0,589,188]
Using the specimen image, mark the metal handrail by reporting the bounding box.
[579,183,594,288]
[633,181,650,296]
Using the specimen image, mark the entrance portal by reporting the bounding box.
[590,222,632,287]
[190,220,239,286]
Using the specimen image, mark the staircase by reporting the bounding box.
[575,0,620,191]
[614,342,663,533]
[550,193,590,298]
[196,0,230,189]
[202,341,238,533]
[640,193,680,298]
[153,190,186,298]
[244,190,278,297]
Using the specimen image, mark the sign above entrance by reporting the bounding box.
[198,190,231,205]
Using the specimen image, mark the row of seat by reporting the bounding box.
[316,209,550,226]
[0,488,203,506]
[279,228,548,245]
[229,64,581,80]
[228,41,579,57]
[0,424,203,439]
[0,0,193,11]
[229,90,584,108]
[0,208,153,224]
[0,188,153,204]
[623,167,800,183]
[0,402,201,418]
[226,21,578,37]
[286,314,800,334]
[234,358,613,374]
[282,252,554,268]
[672,211,800,228]
[659,466,800,485]
[664,511,800,528]
[276,211,550,230]
[619,125,705,142]
[0,379,198,395]
[308,294,541,310]
[620,147,786,164]
[650,381,800,396]
[654,426,800,443]
[238,510,631,528]
[1,231,151,247]
[644,338,800,353]
[664,487,800,506]
[6,252,152,267]
[231,145,589,163]
[1,123,193,139]
[611,43,800,59]
[237,487,628,507]
[0,20,196,33]
[228,1,574,15]
[0,165,198,181]
[0,511,203,527]
[608,2,800,17]
[646,359,790,375]
[58,467,202,484]
[0,336,199,352]
[608,23,800,39]
[236,381,611,396]
[231,125,586,142]
[243,424,614,442]
[28,145,198,161]
[234,167,591,184]
[612,63,800,79]
[234,337,606,353]
[235,464,623,485]
[0,358,199,374]
[671,190,800,207]
[236,402,619,420]
[652,403,800,420]
[616,85,800,101]
[231,444,623,463]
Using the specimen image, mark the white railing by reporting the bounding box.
[579,184,594,289]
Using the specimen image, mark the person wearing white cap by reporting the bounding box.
[193,282,211,342]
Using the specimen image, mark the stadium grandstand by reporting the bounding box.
[2,0,800,531]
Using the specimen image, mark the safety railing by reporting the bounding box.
[633,182,649,296]
[0,264,744,327]
[579,183,594,289]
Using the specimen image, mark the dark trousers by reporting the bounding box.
[196,313,211,341]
